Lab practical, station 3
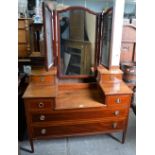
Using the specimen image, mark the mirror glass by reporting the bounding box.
[101,9,113,67]
[58,9,96,76]
[44,6,54,69]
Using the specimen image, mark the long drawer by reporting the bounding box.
[32,119,126,138]
[31,108,128,123]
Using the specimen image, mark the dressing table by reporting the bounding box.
[23,1,132,153]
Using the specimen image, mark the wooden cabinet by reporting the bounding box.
[18,18,32,57]
[120,24,136,63]
[22,2,133,153]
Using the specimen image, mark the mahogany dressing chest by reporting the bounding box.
[23,2,133,152]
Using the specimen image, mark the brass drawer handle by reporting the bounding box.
[38,102,44,108]
[112,122,118,129]
[41,129,46,134]
[115,98,121,104]
[40,115,45,121]
[114,110,120,116]
[40,77,45,82]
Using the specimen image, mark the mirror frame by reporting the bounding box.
[43,2,57,71]
[56,6,101,79]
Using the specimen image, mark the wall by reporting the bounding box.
[18,0,28,15]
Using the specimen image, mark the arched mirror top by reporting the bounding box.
[56,6,102,15]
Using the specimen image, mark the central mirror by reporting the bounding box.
[57,8,97,77]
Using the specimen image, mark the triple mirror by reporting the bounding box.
[43,4,113,78]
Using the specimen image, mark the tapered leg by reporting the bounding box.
[122,130,127,144]
[30,139,34,153]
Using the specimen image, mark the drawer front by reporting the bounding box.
[31,108,128,123]
[30,75,55,85]
[18,20,25,29]
[106,95,131,106]
[32,120,125,138]
[18,30,27,43]
[25,98,54,111]
[18,44,29,57]
[101,74,122,82]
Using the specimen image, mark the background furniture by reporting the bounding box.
[18,18,32,58]
[120,24,136,64]
[120,24,136,114]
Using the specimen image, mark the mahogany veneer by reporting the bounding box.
[23,67,132,153]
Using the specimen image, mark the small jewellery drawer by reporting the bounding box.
[31,108,128,123]
[32,120,125,138]
[101,74,122,81]
[106,95,131,106]
[25,98,54,111]
[30,75,55,85]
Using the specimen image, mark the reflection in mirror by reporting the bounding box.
[58,9,96,76]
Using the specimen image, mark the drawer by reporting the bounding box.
[18,20,26,29]
[101,74,122,82]
[31,108,128,123]
[25,98,54,111]
[18,30,27,43]
[18,44,29,57]
[30,75,55,85]
[106,95,131,107]
[32,119,125,138]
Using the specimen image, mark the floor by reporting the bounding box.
[19,109,136,155]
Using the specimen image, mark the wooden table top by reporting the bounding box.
[23,84,57,98]
[99,81,133,95]
[56,87,105,110]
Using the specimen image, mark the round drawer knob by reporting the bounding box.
[38,102,44,108]
[40,115,45,121]
[114,110,120,116]
[41,129,46,134]
[115,98,121,104]
[112,122,118,129]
